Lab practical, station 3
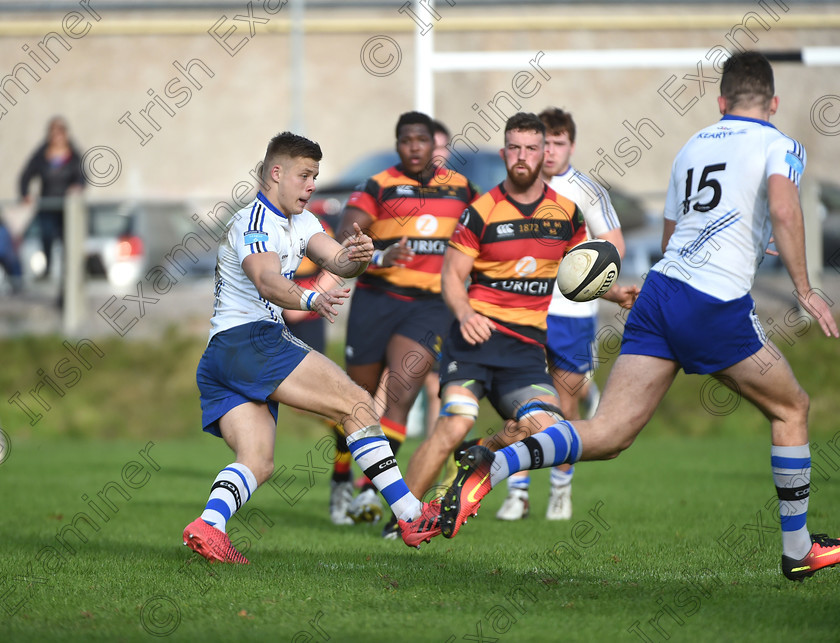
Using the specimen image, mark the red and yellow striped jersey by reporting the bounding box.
[449,183,585,343]
[346,164,479,298]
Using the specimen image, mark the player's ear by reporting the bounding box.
[717,95,728,115]
[769,95,779,116]
[498,147,505,161]
[270,161,284,184]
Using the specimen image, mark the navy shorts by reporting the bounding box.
[345,286,451,365]
[439,320,554,414]
[621,270,766,375]
[545,314,598,375]
[196,321,312,437]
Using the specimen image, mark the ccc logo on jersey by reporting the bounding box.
[415,214,438,237]
[515,256,537,277]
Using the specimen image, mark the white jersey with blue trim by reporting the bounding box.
[208,191,325,341]
[652,115,805,301]
[547,166,622,318]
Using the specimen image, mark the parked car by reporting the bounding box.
[19,200,215,288]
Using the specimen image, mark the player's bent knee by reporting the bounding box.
[515,400,565,427]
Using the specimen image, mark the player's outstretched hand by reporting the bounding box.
[604,283,640,309]
[459,309,495,345]
[381,236,415,267]
[343,222,374,263]
[311,287,351,323]
[797,289,839,338]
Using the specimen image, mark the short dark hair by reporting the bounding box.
[264,131,322,164]
[720,51,775,110]
[395,111,434,139]
[431,119,450,139]
[538,108,576,143]
[504,112,545,138]
[262,132,321,181]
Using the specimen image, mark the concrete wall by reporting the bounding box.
[1,1,838,218]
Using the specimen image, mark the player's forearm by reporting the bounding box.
[308,230,371,278]
[321,247,367,278]
[773,212,812,293]
[254,271,315,311]
[442,275,473,321]
[768,174,813,294]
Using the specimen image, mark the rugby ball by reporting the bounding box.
[557,239,621,302]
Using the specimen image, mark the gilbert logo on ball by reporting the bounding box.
[557,239,621,302]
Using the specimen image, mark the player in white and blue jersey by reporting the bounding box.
[184,132,443,563]
[443,52,840,582]
[496,108,630,522]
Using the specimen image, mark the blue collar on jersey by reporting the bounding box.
[256,191,287,219]
[720,114,777,129]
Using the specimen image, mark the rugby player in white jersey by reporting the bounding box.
[184,132,442,562]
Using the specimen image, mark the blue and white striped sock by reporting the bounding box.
[772,444,812,559]
[347,425,421,522]
[491,421,582,488]
[200,463,258,533]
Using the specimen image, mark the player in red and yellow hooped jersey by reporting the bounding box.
[331,112,479,532]
[345,159,477,298]
[449,183,584,344]
[402,113,636,505]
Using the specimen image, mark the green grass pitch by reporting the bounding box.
[1,331,839,641]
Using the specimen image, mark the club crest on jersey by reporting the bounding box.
[244,229,269,245]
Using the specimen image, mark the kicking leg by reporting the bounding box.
[275,351,442,545]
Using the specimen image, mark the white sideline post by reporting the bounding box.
[290,0,305,133]
[62,192,86,335]
[800,176,823,294]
